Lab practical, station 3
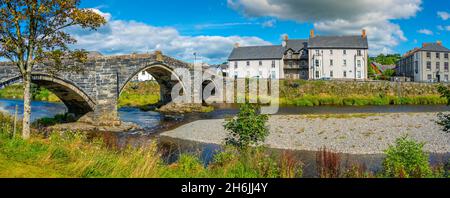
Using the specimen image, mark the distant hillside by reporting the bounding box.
[369,54,401,65]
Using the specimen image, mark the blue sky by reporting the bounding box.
[74,0,450,63]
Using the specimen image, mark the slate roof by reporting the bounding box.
[286,39,308,51]
[228,45,284,60]
[309,35,368,49]
[420,43,450,52]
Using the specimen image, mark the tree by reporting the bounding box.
[0,0,106,139]
[224,103,269,149]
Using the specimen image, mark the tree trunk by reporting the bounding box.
[22,73,32,139]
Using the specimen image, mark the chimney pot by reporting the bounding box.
[283,34,289,41]
[234,43,240,48]
[437,40,442,46]
[362,29,367,38]
[422,43,428,48]
[310,29,315,38]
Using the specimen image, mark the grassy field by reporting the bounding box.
[0,84,60,102]
[118,81,160,109]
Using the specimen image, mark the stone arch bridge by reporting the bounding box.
[0,52,213,125]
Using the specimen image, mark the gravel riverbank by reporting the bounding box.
[160,112,450,154]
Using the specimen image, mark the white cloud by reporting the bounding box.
[418,29,433,35]
[68,9,271,63]
[438,25,450,31]
[262,19,276,28]
[438,11,450,20]
[228,0,423,55]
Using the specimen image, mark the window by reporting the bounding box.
[427,74,432,81]
[258,71,263,78]
[141,71,146,75]
[259,61,263,66]
[357,71,362,79]
[437,53,440,59]
[330,71,334,78]
[330,50,333,55]
[343,71,347,78]
[415,61,419,73]
[271,60,276,68]
[246,71,250,77]
[357,50,362,56]
[427,61,432,70]
[330,59,333,66]
[315,60,319,67]
[343,59,347,66]
[445,53,449,59]
[234,61,238,69]
[246,61,250,66]
[301,61,306,66]
[343,50,347,55]
[357,60,361,67]
[271,71,276,79]
[427,52,431,58]
[234,72,238,79]
[289,61,293,68]
[446,75,449,82]
[436,62,440,70]
[445,62,449,71]
[315,50,320,56]
[315,71,320,78]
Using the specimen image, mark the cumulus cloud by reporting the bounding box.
[228,0,423,55]
[418,29,433,35]
[438,11,450,20]
[67,9,271,63]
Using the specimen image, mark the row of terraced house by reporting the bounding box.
[227,29,369,80]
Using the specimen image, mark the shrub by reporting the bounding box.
[316,147,342,178]
[437,113,450,133]
[383,137,432,178]
[224,103,269,149]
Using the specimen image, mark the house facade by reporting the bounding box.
[308,30,369,80]
[397,42,450,82]
[227,44,284,79]
[227,29,369,80]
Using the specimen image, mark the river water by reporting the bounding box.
[1,98,449,177]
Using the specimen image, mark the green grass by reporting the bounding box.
[0,84,60,102]
[118,81,160,109]
[0,112,302,178]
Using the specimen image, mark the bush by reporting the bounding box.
[383,137,432,178]
[437,113,450,133]
[224,103,269,149]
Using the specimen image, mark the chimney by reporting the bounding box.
[422,43,428,48]
[310,29,315,38]
[234,43,240,48]
[437,40,442,46]
[362,29,367,38]
[282,34,288,47]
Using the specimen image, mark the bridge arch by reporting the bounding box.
[0,73,96,117]
[119,63,188,104]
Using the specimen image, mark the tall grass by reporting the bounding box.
[0,112,304,178]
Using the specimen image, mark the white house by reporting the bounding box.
[227,44,284,79]
[308,30,369,80]
[131,71,155,82]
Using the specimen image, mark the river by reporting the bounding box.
[1,98,449,177]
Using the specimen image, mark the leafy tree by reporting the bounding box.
[437,85,450,133]
[382,69,396,78]
[383,137,432,178]
[0,0,106,139]
[224,103,269,149]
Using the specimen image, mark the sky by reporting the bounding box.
[72,0,450,64]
